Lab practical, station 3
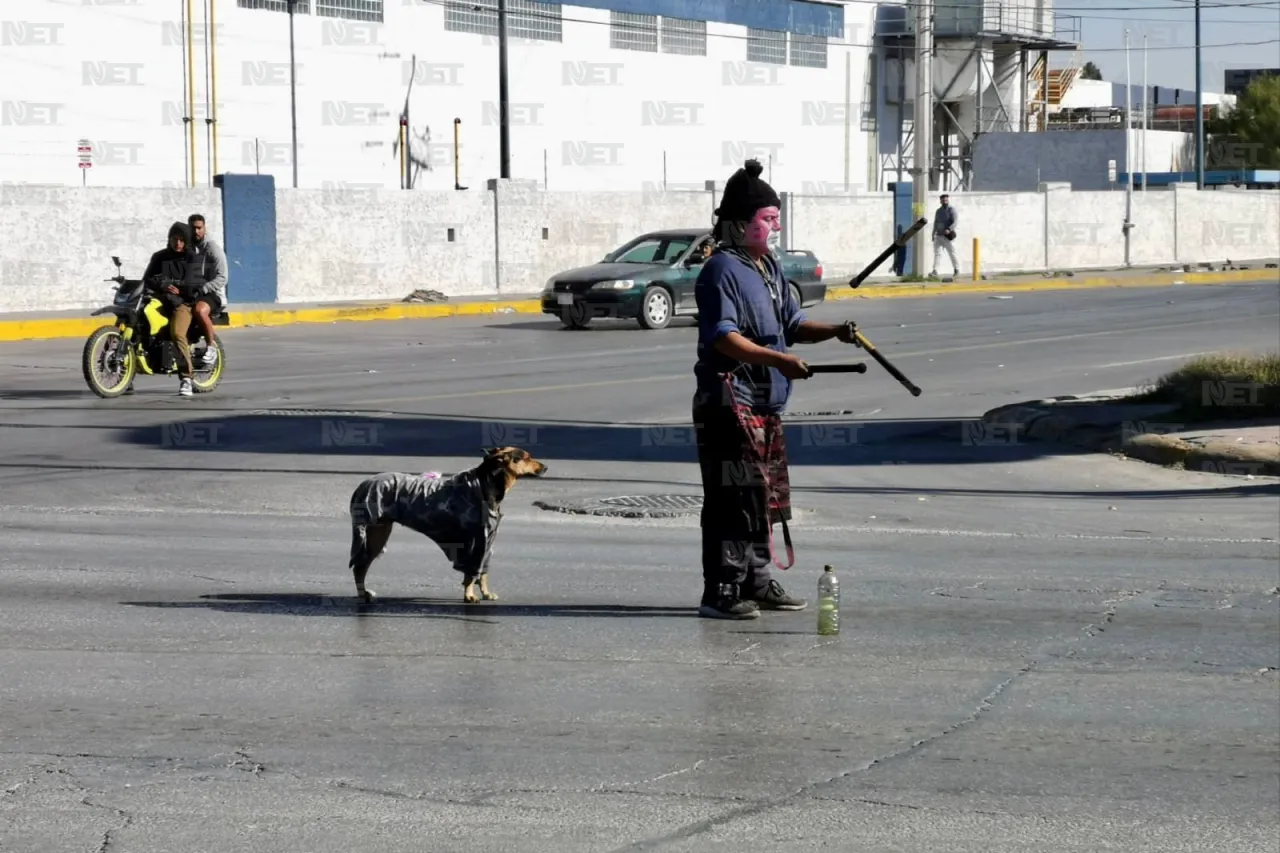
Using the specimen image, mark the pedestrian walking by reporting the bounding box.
[691,159,862,620]
[931,193,960,278]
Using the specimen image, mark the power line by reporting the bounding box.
[405,0,1278,54]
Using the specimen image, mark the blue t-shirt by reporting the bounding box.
[693,249,806,414]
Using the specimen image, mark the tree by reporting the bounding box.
[1080,61,1103,81]
[1206,74,1280,169]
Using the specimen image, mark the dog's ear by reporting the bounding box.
[483,446,502,457]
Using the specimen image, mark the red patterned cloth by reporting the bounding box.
[722,377,795,570]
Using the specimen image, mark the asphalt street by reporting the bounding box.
[1,281,1278,852]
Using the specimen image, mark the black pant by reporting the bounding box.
[693,398,773,599]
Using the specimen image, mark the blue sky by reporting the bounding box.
[1067,0,1280,93]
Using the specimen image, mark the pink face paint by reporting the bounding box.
[743,206,781,251]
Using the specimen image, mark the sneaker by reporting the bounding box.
[200,345,217,367]
[178,378,193,397]
[698,584,760,620]
[745,579,808,611]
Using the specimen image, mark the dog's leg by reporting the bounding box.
[352,521,393,603]
[478,572,499,601]
[462,573,480,604]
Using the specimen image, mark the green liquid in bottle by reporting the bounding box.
[817,564,840,636]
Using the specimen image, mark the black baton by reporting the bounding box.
[848,217,930,289]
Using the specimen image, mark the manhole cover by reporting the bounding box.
[599,495,703,510]
[534,494,704,519]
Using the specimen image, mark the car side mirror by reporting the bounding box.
[111,255,121,267]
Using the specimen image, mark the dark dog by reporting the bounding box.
[347,446,548,603]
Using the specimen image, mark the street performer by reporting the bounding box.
[692,159,861,620]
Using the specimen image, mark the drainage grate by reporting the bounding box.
[599,495,703,510]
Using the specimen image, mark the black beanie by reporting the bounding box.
[167,221,190,244]
[714,159,781,223]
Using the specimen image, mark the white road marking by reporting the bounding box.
[1097,352,1215,368]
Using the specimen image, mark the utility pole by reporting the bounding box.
[287,0,299,189]
[911,0,932,278]
[498,0,511,179]
[1194,0,1204,189]
[1123,29,1133,267]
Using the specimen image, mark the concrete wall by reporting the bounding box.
[1,181,1276,313]
[971,130,1193,192]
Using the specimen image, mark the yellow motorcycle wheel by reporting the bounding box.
[81,325,137,398]
[191,332,226,394]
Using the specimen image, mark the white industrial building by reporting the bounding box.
[2,0,1085,194]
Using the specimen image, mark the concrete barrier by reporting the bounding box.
[1,179,1277,314]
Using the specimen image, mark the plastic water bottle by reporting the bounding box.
[817,564,840,636]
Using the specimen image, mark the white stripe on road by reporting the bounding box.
[1097,352,1215,368]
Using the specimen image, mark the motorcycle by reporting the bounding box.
[81,255,229,398]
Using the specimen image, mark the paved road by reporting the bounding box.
[1,281,1278,852]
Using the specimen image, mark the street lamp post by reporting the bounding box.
[1195,0,1204,189]
[498,0,511,179]
[288,0,299,189]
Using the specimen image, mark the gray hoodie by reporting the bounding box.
[191,237,229,304]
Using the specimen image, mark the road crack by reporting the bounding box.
[607,586,1150,852]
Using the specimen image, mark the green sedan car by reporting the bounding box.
[540,228,827,330]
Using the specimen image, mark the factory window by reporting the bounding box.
[238,0,312,12]
[444,0,564,43]
[746,28,787,65]
[660,16,706,57]
[789,33,827,69]
[610,11,658,52]
[316,0,383,22]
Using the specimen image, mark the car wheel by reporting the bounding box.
[790,282,803,308]
[560,301,591,329]
[637,286,673,330]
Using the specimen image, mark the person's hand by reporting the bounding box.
[836,321,859,345]
[776,353,812,380]
[165,284,180,295]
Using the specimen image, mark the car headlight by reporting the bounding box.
[113,290,131,305]
[590,279,635,291]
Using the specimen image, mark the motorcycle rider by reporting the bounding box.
[187,213,227,368]
[141,221,207,397]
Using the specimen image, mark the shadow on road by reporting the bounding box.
[109,410,1078,468]
[121,593,699,620]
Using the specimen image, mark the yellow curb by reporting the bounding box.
[0,299,545,343]
[825,268,1274,300]
[0,268,1273,343]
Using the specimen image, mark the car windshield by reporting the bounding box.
[607,235,697,264]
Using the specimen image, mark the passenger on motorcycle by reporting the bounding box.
[187,213,227,369]
[141,221,212,397]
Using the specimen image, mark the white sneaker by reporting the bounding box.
[201,346,217,367]
[179,378,193,397]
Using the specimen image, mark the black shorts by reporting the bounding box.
[195,293,224,315]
